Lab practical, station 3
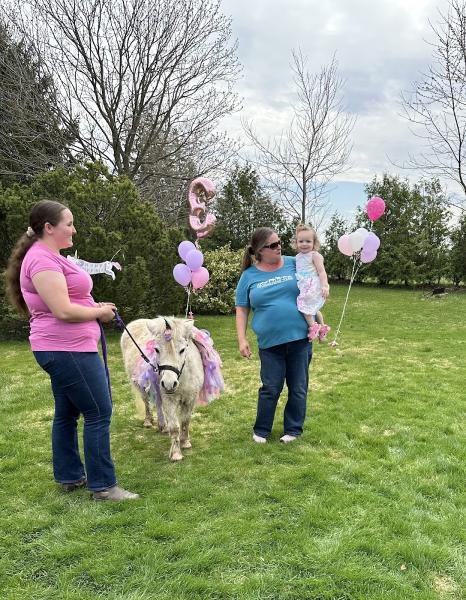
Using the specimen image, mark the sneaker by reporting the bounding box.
[252,433,267,444]
[280,434,297,443]
[61,477,87,492]
[308,323,321,341]
[92,485,139,501]
[318,325,331,342]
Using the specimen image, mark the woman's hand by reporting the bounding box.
[97,302,116,322]
[321,284,330,299]
[239,339,252,359]
[235,306,252,358]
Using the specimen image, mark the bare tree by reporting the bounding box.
[9,0,241,186]
[0,20,73,183]
[401,0,466,204]
[135,124,239,226]
[244,50,355,226]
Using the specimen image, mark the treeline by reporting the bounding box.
[190,171,466,316]
[0,164,187,333]
[2,164,466,334]
[1,4,465,335]
[323,175,466,287]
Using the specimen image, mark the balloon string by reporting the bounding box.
[332,254,361,345]
[185,285,192,318]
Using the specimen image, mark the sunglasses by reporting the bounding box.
[262,240,281,250]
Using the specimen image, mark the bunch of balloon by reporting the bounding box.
[330,196,385,347]
[172,177,217,317]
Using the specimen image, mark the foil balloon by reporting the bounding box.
[66,255,121,280]
[188,177,217,239]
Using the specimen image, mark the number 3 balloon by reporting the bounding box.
[188,177,216,239]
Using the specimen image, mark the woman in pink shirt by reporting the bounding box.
[6,200,138,501]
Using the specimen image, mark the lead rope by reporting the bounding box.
[113,311,158,369]
[99,311,159,403]
[98,320,113,402]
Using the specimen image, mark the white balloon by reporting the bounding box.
[355,227,369,244]
[349,228,368,252]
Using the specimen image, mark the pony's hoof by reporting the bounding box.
[170,451,183,462]
[181,439,192,449]
[143,419,153,428]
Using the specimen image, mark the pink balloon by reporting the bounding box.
[367,197,385,221]
[173,263,192,286]
[185,249,204,271]
[362,232,380,253]
[178,240,196,261]
[337,234,353,256]
[191,267,210,290]
[360,249,377,263]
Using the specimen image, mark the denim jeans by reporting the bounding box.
[33,351,117,492]
[254,338,312,438]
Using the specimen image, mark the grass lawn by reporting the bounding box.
[1,284,466,600]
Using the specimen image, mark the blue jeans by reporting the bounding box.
[33,351,117,492]
[254,338,312,438]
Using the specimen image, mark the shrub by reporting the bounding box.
[0,162,187,336]
[191,244,243,314]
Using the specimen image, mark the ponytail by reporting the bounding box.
[5,234,38,314]
[5,199,68,315]
[241,228,276,273]
[241,245,254,272]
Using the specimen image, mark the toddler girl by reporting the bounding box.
[295,224,331,341]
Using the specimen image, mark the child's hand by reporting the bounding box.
[321,284,330,299]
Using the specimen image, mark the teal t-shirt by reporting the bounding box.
[235,256,308,349]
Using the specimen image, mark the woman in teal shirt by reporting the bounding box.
[235,227,312,443]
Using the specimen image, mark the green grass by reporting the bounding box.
[1,284,466,599]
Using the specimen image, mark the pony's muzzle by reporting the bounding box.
[161,377,178,393]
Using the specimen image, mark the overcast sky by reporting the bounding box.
[220,0,452,221]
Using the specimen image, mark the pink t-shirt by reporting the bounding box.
[20,241,101,352]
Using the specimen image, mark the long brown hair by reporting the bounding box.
[5,200,68,314]
[241,227,276,272]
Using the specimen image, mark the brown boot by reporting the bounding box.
[61,477,87,492]
[92,485,139,501]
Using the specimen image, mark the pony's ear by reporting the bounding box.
[146,318,163,337]
[183,319,195,339]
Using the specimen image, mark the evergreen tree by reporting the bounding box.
[0,21,72,185]
[357,175,450,286]
[450,214,466,285]
[321,212,352,280]
[1,162,183,326]
[204,164,295,253]
[412,180,450,285]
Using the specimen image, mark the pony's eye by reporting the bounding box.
[155,348,160,354]
[179,347,186,354]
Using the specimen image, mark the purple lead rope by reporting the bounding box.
[98,320,112,402]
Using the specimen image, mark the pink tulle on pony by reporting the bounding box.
[131,327,224,406]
